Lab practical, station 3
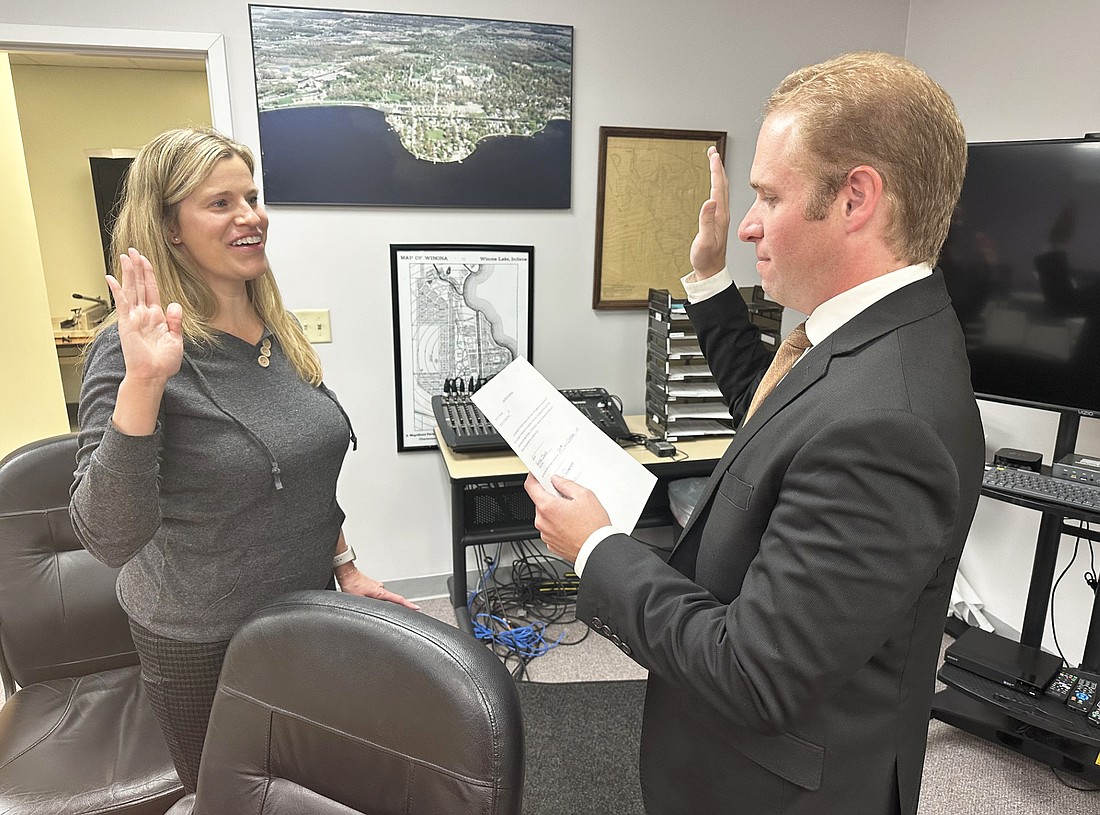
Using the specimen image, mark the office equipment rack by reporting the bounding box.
[645,287,781,443]
[932,411,1100,784]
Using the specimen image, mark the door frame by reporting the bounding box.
[0,23,232,134]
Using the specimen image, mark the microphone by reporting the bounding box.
[73,293,109,307]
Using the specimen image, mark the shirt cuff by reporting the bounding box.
[680,267,733,303]
[95,421,162,475]
[573,525,618,577]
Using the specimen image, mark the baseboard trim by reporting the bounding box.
[381,566,517,604]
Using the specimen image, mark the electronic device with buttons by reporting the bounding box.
[1090,700,1100,727]
[943,626,1063,698]
[559,387,632,442]
[1053,453,1100,485]
[1045,668,1081,703]
[433,385,631,453]
[1066,676,1099,714]
[1043,666,1100,725]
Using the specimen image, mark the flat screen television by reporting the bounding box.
[940,136,1100,417]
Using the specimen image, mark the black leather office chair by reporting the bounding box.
[0,433,184,814]
[166,590,525,814]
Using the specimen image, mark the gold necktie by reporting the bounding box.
[743,321,812,422]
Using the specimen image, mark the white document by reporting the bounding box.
[471,357,657,533]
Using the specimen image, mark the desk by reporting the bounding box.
[54,329,96,406]
[435,415,729,633]
[54,328,96,350]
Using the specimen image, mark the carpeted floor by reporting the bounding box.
[417,597,1100,814]
[518,680,645,815]
[516,674,1100,815]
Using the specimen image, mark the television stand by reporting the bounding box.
[931,410,1100,783]
[934,673,1100,782]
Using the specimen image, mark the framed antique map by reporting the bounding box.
[390,244,534,451]
[593,127,727,309]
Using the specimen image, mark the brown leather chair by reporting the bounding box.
[0,433,184,814]
[166,590,525,814]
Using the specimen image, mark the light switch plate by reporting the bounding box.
[292,309,332,343]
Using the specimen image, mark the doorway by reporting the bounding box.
[0,24,232,432]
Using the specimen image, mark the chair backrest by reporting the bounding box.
[0,433,137,695]
[191,590,525,815]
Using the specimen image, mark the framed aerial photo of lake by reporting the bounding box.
[248,5,573,208]
[593,127,727,309]
[390,244,534,451]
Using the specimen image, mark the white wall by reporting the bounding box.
[907,0,1100,664]
[0,0,911,593]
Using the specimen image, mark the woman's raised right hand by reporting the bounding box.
[105,248,184,385]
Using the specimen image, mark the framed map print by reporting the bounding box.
[390,244,534,450]
[249,5,573,208]
[593,127,727,308]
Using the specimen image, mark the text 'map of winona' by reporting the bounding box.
[471,357,657,533]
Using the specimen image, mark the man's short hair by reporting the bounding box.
[765,51,967,266]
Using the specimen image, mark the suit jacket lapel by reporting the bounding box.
[671,271,953,550]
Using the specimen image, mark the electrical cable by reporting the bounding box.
[465,539,591,678]
[1049,535,1082,665]
[1049,520,1096,666]
[1083,523,1096,592]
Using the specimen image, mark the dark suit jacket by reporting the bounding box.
[578,271,984,815]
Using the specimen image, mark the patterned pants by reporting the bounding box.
[128,620,232,794]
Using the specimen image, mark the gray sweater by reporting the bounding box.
[70,324,354,641]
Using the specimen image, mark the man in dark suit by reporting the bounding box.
[525,52,985,814]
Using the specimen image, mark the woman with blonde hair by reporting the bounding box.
[70,126,416,793]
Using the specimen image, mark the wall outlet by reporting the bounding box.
[292,309,332,343]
